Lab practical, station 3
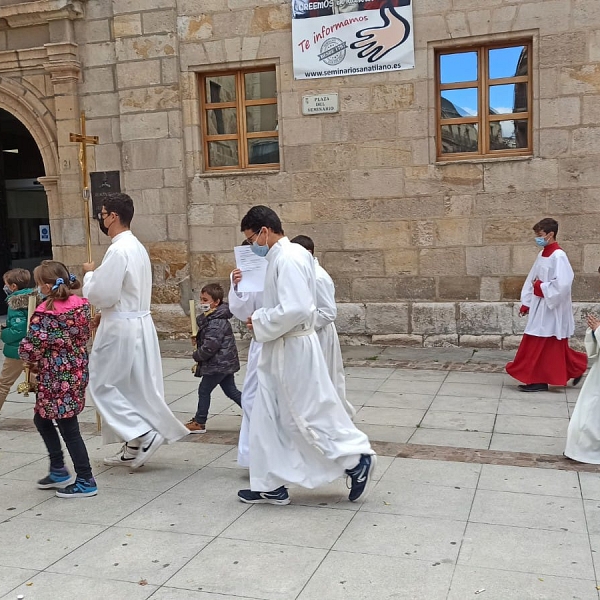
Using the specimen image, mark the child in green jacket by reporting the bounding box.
[0,268,36,412]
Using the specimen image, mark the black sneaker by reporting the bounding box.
[573,375,583,387]
[238,486,290,505]
[518,383,549,392]
[346,454,377,502]
[37,467,75,489]
[55,477,98,498]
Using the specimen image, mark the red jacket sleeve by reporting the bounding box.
[533,280,544,298]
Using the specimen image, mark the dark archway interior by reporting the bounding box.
[0,108,49,315]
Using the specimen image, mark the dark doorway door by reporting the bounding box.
[0,109,50,315]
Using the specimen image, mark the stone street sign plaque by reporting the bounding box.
[90,171,121,218]
[302,93,339,115]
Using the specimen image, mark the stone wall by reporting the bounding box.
[179,0,600,343]
[1,0,600,342]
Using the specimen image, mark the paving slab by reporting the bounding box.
[3,572,158,600]
[458,522,595,580]
[469,488,587,533]
[166,538,327,600]
[49,526,210,586]
[447,565,599,600]
[1,346,600,599]
[297,550,454,600]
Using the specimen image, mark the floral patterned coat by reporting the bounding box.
[18,295,91,420]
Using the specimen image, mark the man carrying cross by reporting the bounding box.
[82,193,188,468]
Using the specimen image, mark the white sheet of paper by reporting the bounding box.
[234,245,268,293]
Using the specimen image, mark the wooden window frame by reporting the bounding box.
[436,40,533,161]
[199,67,279,172]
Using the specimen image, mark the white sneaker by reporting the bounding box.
[103,443,139,467]
[131,431,164,469]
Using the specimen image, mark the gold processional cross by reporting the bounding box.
[70,111,101,430]
[70,111,99,263]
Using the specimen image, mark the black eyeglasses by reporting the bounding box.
[97,211,109,220]
[244,231,260,245]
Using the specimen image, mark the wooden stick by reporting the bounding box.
[190,299,198,337]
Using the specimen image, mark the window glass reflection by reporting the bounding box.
[489,46,528,79]
[246,105,278,133]
[489,84,527,115]
[490,119,528,150]
[440,52,478,84]
[245,71,277,100]
[207,109,237,135]
[208,140,239,167]
[248,138,279,165]
[441,88,478,118]
[205,76,236,104]
[441,124,479,154]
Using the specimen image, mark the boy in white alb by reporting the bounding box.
[237,206,375,506]
[291,235,355,419]
[506,218,587,392]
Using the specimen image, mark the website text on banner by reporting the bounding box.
[291,0,415,81]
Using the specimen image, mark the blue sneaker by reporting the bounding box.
[238,486,290,505]
[346,454,377,502]
[37,467,75,490]
[55,477,98,498]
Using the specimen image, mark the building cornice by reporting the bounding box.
[0,0,84,29]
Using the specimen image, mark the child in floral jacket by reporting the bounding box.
[19,260,97,498]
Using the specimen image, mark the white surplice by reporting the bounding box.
[314,257,355,419]
[249,237,373,492]
[228,273,263,468]
[521,248,575,339]
[83,230,189,445]
[565,326,600,463]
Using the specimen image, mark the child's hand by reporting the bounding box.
[587,314,600,331]
[191,335,197,348]
[90,313,101,330]
[232,269,243,285]
[246,317,253,331]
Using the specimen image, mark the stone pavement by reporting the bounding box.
[1,349,600,599]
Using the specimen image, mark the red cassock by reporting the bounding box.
[506,334,587,386]
[506,241,587,386]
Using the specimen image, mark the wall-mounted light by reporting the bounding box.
[2,149,18,153]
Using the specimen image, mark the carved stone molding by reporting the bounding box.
[0,0,84,29]
[43,42,81,84]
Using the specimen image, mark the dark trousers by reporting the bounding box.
[34,412,93,481]
[195,373,242,424]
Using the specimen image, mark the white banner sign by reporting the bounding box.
[291,0,414,80]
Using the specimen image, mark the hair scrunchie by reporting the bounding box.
[69,273,77,283]
[52,277,65,291]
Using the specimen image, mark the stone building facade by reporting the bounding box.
[1,0,600,346]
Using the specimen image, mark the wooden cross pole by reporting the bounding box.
[69,110,99,264]
[69,111,101,431]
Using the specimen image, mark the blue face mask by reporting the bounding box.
[2,284,11,296]
[251,228,269,257]
[535,236,548,247]
[37,286,47,299]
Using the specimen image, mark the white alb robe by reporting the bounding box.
[314,257,355,419]
[83,230,189,445]
[565,327,600,463]
[249,237,372,492]
[521,248,575,339]
[228,274,263,468]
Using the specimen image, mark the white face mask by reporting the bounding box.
[200,303,211,312]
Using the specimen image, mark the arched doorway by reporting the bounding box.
[0,108,52,314]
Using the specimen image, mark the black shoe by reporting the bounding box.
[237,486,290,505]
[572,376,583,387]
[346,454,377,502]
[518,383,549,392]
